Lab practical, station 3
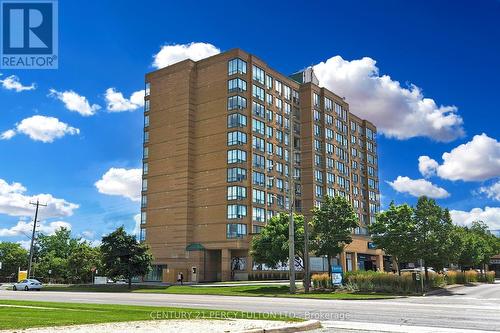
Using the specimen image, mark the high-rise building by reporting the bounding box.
[141,49,383,283]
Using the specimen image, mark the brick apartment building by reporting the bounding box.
[140,48,384,282]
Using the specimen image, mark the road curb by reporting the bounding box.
[241,320,321,333]
[425,284,463,296]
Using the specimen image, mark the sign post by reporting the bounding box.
[331,265,343,286]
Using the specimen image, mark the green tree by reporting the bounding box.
[369,202,417,274]
[0,242,29,281]
[34,228,82,282]
[413,197,454,282]
[250,213,305,269]
[68,242,102,283]
[100,226,152,289]
[310,195,359,276]
[455,221,498,272]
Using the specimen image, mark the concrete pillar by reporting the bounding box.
[221,249,231,281]
[376,254,384,272]
[352,252,358,271]
[340,252,346,273]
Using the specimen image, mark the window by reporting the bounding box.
[275,80,282,95]
[315,170,323,183]
[276,178,284,191]
[227,205,247,219]
[350,121,357,132]
[266,158,274,171]
[144,115,150,128]
[141,195,147,208]
[324,97,333,111]
[327,172,335,184]
[227,113,247,128]
[327,157,334,169]
[276,162,283,174]
[139,228,146,242]
[145,99,150,112]
[275,98,282,110]
[366,128,375,140]
[276,130,283,143]
[226,223,247,238]
[314,124,321,137]
[227,167,247,182]
[313,93,320,107]
[252,101,265,118]
[253,153,265,169]
[266,93,273,105]
[143,162,148,175]
[227,149,246,163]
[227,131,247,146]
[228,96,247,110]
[292,89,299,104]
[266,142,274,154]
[314,139,322,151]
[325,114,333,125]
[142,179,148,191]
[252,136,265,152]
[326,142,334,154]
[252,65,265,84]
[253,207,266,222]
[141,211,147,224]
[252,171,265,186]
[315,185,323,197]
[253,188,265,204]
[144,131,149,143]
[252,84,265,101]
[276,146,283,159]
[228,58,247,75]
[266,126,273,138]
[315,154,322,166]
[313,110,321,122]
[145,82,150,96]
[228,78,247,93]
[326,128,333,140]
[252,119,265,135]
[227,186,246,200]
[284,85,291,100]
[265,74,273,89]
[143,147,149,159]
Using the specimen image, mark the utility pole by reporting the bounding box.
[27,199,46,278]
[288,114,296,294]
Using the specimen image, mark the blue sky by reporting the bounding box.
[1,0,499,246]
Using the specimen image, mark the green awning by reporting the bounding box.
[186,243,205,251]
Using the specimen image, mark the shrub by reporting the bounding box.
[311,273,331,289]
[428,273,446,288]
[344,270,416,294]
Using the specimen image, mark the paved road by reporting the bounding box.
[1,282,499,332]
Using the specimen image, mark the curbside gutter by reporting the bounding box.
[241,320,321,333]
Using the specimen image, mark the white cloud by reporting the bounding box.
[95,168,142,202]
[0,74,36,92]
[479,180,500,201]
[0,178,79,218]
[387,176,450,199]
[418,156,439,178]
[153,42,220,69]
[49,89,101,116]
[426,134,500,182]
[1,115,79,143]
[0,219,71,237]
[312,56,464,142]
[105,88,144,112]
[0,129,16,140]
[133,213,141,238]
[450,207,500,230]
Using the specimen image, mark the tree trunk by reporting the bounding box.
[327,254,332,279]
[397,260,401,276]
[128,277,132,289]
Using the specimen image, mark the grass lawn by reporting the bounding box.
[42,284,396,300]
[0,300,299,330]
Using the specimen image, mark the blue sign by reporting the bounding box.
[1,0,58,69]
[331,265,343,286]
[368,242,377,249]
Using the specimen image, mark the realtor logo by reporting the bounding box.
[1,0,58,69]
